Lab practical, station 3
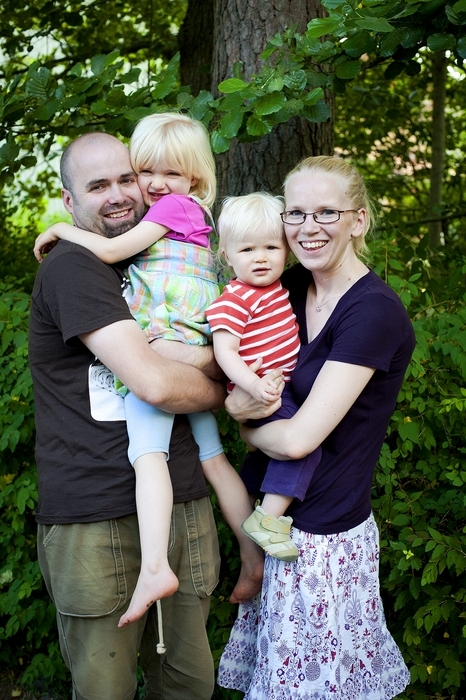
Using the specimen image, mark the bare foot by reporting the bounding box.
[229,553,264,604]
[118,565,179,627]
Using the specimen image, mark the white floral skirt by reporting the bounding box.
[218,513,410,700]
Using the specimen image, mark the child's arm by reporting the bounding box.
[34,219,170,264]
[212,329,282,405]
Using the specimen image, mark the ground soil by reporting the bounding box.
[0,676,65,700]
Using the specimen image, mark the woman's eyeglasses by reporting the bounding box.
[280,209,360,225]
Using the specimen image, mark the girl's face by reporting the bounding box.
[223,228,288,287]
[137,158,198,207]
[283,170,365,275]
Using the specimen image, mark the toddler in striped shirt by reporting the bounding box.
[206,193,322,562]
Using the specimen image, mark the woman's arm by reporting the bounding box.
[212,329,282,404]
[241,360,375,460]
[34,219,169,263]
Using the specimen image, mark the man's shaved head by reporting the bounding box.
[60,132,126,194]
[59,132,146,238]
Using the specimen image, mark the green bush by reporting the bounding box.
[0,282,69,694]
[1,235,465,699]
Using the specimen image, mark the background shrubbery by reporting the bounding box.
[1,1,466,697]
[1,225,465,699]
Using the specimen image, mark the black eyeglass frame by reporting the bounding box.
[280,209,360,225]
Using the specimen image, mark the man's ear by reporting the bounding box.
[62,188,73,215]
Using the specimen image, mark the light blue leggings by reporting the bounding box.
[125,391,223,465]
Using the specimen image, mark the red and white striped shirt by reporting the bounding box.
[205,279,300,385]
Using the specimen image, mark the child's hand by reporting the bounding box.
[250,372,284,405]
[34,227,60,262]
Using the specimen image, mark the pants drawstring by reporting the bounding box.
[156,599,166,654]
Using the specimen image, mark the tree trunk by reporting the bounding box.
[180,0,333,197]
[179,0,214,93]
[428,51,446,248]
[212,0,333,196]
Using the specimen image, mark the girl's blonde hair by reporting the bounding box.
[284,156,376,259]
[130,112,216,207]
[217,192,285,259]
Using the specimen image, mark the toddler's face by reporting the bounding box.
[224,229,288,287]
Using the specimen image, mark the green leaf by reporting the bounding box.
[306,17,343,39]
[255,91,287,116]
[283,70,307,92]
[69,63,83,77]
[177,92,193,110]
[342,31,377,58]
[25,67,52,99]
[32,99,62,122]
[218,78,249,93]
[453,0,466,10]
[267,75,285,92]
[384,61,406,79]
[400,26,426,49]
[190,91,214,121]
[284,99,304,115]
[356,17,395,33]
[303,101,331,123]
[456,36,466,59]
[427,34,457,52]
[210,130,230,154]
[91,51,120,76]
[124,107,157,122]
[303,87,324,105]
[246,114,272,137]
[119,68,141,84]
[219,110,244,138]
[151,76,176,100]
[392,513,410,525]
[398,420,421,444]
[336,60,361,79]
[232,61,244,79]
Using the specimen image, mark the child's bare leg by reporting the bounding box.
[261,493,293,518]
[202,453,264,603]
[118,453,179,627]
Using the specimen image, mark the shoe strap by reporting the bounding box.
[261,514,291,535]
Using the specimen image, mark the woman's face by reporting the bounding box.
[283,170,366,275]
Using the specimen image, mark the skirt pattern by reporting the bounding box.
[218,514,410,700]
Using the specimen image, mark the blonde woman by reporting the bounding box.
[219,156,414,699]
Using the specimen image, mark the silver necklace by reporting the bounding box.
[315,294,342,312]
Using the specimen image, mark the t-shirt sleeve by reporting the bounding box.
[205,290,251,338]
[39,246,134,345]
[328,293,410,372]
[142,195,199,236]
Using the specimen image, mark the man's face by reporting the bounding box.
[62,138,146,238]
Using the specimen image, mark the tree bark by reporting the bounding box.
[179,0,215,93]
[428,51,446,248]
[212,0,333,196]
[180,0,334,196]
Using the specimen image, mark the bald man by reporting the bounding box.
[29,133,223,700]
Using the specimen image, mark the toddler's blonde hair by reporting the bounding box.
[217,192,285,259]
